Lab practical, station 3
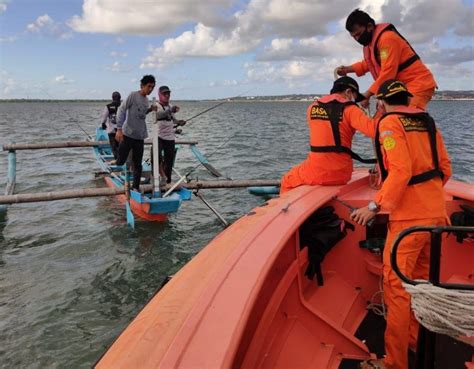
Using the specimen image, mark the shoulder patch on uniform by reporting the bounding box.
[383,136,396,151]
[379,47,389,61]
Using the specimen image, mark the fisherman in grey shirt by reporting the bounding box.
[115,75,157,190]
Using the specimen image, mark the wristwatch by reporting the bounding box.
[368,201,380,213]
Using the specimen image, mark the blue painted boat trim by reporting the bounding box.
[93,128,190,218]
[248,186,280,195]
[189,144,224,177]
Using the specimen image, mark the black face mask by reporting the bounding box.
[356,28,373,46]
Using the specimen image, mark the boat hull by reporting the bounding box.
[95,169,474,368]
[94,128,191,222]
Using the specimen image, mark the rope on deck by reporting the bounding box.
[404,283,474,345]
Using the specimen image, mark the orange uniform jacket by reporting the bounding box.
[374,107,452,220]
[281,94,375,191]
[351,24,436,96]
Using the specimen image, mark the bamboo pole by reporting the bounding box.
[176,179,281,190]
[0,187,126,204]
[0,179,280,205]
[2,139,198,151]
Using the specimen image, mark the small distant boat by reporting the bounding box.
[95,169,474,368]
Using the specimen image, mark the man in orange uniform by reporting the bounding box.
[336,9,436,110]
[351,80,452,369]
[280,76,376,194]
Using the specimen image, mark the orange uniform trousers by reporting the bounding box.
[407,87,435,110]
[382,217,447,369]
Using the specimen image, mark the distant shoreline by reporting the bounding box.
[1,94,473,103]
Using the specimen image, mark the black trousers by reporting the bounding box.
[158,137,175,183]
[117,135,144,190]
[108,132,119,159]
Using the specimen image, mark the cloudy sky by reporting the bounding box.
[0,0,473,99]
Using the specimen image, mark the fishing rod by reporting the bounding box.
[162,132,237,197]
[41,88,94,140]
[183,88,253,125]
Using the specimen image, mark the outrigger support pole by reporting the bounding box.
[193,190,229,228]
[2,140,198,151]
[0,179,281,205]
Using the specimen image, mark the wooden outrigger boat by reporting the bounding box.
[93,127,193,221]
[0,137,280,226]
[95,169,474,369]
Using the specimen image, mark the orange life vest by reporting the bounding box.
[363,23,420,80]
[375,108,444,185]
[310,99,376,164]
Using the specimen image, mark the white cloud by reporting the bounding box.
[140,23,260,69]
[209,79,238,87]
[27,14,73,40]
[69,0,234,35]
[53,75,75,84]
[110,51,127,58]
[106,61,131,73]
[27,14,54,33]
[0,0,9,14]
[0,35,17,43]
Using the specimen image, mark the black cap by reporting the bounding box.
[376,79,413,100]
[158,85,171,94]
[112,91,121,101]
[332,76,365,102]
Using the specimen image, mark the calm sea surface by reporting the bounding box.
[0,100,473,368]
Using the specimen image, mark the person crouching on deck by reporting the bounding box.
[155,85,186,184]
[280,76,376,194]
[351,80,452,369]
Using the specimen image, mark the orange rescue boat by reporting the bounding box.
[95,169,474,369]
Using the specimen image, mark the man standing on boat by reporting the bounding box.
[155,85,186,184]
[115,75,157,190]
[99,91,121,159]
[336,9,436,110]
[280,76,376,194]
[350,80,451,369]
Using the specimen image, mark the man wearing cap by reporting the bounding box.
[155,85,186,184]
[280,76,376,194]
[336,9,436,110]
[116,75,157,190]
[351,80,451,369]
[99,91,121,159]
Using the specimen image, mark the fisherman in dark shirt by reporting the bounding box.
[99,91,121,159]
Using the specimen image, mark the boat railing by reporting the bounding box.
[390,225,474,369]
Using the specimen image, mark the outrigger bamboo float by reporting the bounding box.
[94,170,474,369]
[0,135,280,227]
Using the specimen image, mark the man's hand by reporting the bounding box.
[360,99,370,109]
[176,120,186,126]
[115,129,124,142]
[170,105,180,113]
[336,65,348,76]
[350,206,376,226]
